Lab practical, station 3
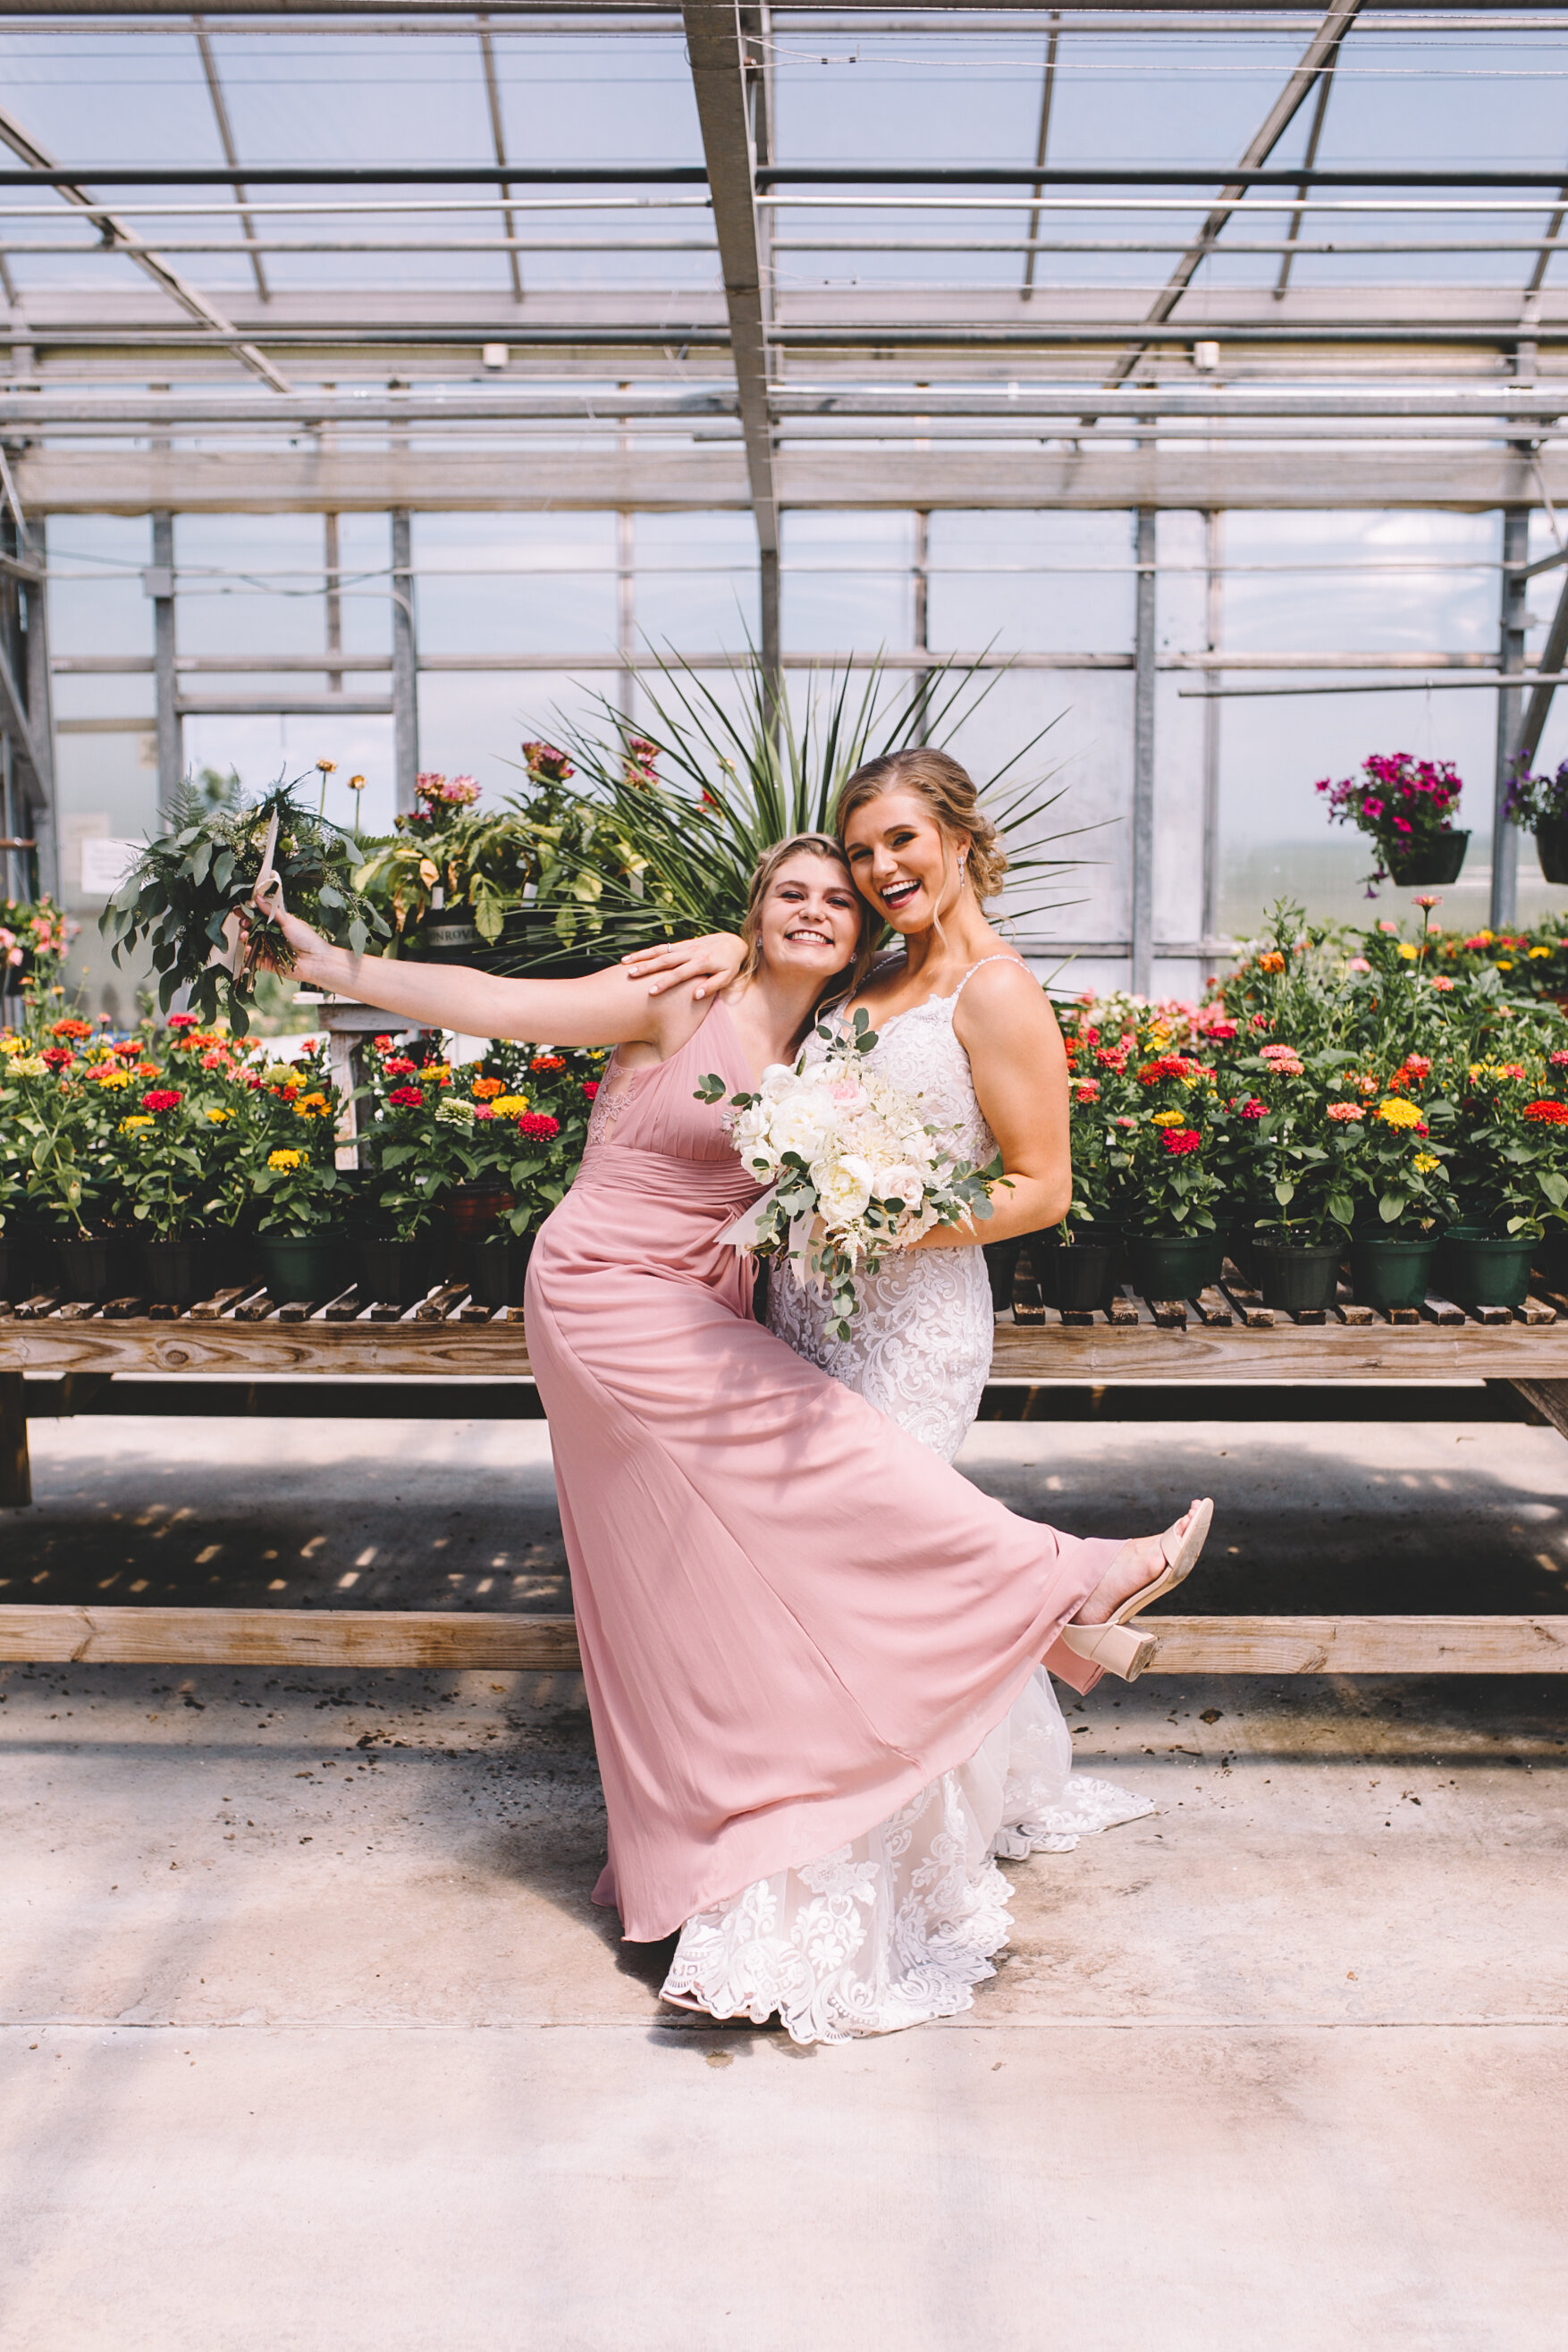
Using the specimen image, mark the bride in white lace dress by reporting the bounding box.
[626,751,1153,2043]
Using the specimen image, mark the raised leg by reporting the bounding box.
[0,1372,30,1508]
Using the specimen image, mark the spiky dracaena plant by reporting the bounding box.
[499,647,1092,967]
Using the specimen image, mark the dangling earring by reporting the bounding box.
[957,853,967,889]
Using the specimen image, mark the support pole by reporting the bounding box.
[150,510,179,815]
[1131,506,1157,997]
[21,514,55,903]
[1492,504,1530,930]
[1201,508,1223,980]
[391,508,417,817]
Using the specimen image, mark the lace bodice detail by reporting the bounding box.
[766,965,1005,1463]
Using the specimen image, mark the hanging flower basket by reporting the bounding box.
[1387,830,1470,888]
[1316,753,1465,897]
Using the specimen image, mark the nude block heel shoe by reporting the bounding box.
[1058,1497,1214,1683]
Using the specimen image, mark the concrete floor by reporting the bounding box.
[3,1408,1568,2349]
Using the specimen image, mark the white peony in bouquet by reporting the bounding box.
[696,1009,1002,1338]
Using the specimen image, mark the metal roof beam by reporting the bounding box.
[1106,0,1363,387]
[192,14,268,304]
[476,13,524,304]
[682,0,779,684]
[0,100,291,390]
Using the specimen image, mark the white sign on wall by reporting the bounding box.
[79,837,140,897]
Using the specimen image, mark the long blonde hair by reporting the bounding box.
[738,832,880,996]
[832,747,1007,901]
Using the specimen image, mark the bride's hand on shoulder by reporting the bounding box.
[620,931,745,1000]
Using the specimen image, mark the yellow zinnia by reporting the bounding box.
[206,1106,235,1124]
[1396,942,1419,961]
[1413,1151,1439,1173]
[491,1093,529,1116]
[1150,1109,1184,1126]
[90,1066,131,1088]
[1530,946,1552,959]
[120,1113,154,1131]
[267,1147,303,1170]
[1375,1097,1423,1129]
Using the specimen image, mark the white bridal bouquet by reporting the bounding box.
[696,1009,1002,1338]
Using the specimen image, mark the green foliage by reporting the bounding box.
[100,774,389,1035]
[494,648,1089,968]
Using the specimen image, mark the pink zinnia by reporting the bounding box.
[141,1088,182,1112]
[1159,1128,1201,1156]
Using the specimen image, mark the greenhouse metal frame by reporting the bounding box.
[6,2,1568,996]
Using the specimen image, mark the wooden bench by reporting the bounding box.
[5,1266,1568,1677]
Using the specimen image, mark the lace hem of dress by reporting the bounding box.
[660,1670,1153,2045]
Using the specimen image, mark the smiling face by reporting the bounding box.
[754,850,863,978]
[841,788,962,935]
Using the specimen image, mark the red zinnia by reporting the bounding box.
[141,1088,182,1112]
[518,1110,561,1141]
[1523,1100,1568,1124]
[387,1085,423,1109]
[582,1080,599,1100]
[374,1034,393,1050]
[41,1046,74,1070]
[530,1054,566,1074]
[1239,1096,1268,1121]
[166,1013,198,1031]
[1160,1127,1201,1155]
[381,1057,417,1077]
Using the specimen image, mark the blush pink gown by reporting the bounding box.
[523,998,1124,1955]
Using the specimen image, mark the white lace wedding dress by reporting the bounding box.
[661,960,1152,2043]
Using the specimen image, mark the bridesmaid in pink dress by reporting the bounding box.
[255,837,1209,2010]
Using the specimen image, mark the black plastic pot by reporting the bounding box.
[56,1228,138,1303]
[1536,816,1568,886]
[469,1230,535,1311]
[357,1233,437,1308]
[1436,1224,1535,1311]
[1252,1239,1342,1314]
[258,1231,352,1304]
[1126,1232,1217,1302]
[0,1224,60,1304]
[1034,1234,1119,1311]
[1348,1233,1438,1312]
[139,1235,229,1310]
[982,1236,1024,1312]
[1387,830,1469,888]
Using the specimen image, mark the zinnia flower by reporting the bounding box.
[1413,1151,1440,1173]
[50,1018,90,1041]
[141,1088,182,1113]
[417,1063,451,1085]
[1397,943,1419,961]
[1258,1042,1299,1062]
[583,1080,600,1100]
[166,1013,198,1032]
[518,1110,561,1142]
[374,1035,393,1051]
[1523,1100,1568,1124]
[471,1076,504,1100]
[1326,1101,1363,1123]
[1239,1096,1267,1121]
[1150,1109,1184,1126]
[41,1046,74,1070]
[1376,1097,1423,1128]
[267,1148,303,1170]
[1073,1080,1100,1105]
[119,1113,153,1131]
[1159,1128,1201,1156]
[206,1106,234,1124]
[530,1054,566,1075]
[490,1094,529,1117]
[381,1057,417,1077]
[1256,952,1286,974]
[387,1085,423,1109]
[89,1066,130,1089]
[1431,976,1454,993]
[1346,957,1372,974]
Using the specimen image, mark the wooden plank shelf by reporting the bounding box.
[3,1606,1564,1676]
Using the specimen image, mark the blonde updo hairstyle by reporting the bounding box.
[832,747,1007,904]
[738,830,880,997]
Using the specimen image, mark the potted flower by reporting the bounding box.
[463,1042,603,1302]
[1332,1058,1458,1311]
[358,1054,485,1303]
[1504,753,1568,885]
[1230,1041,1356,1311]
[1316,753,1467,895]
[243,1044,348,1300]
[1030,1033,1133,1310]
[1110,1106,1228,1302]
[1441,1056,1568,1307]
[114,1082,216,1304]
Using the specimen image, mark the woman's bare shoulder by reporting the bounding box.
[954,955,1058,1040]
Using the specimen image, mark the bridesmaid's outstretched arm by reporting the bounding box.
[255,902,706,1054]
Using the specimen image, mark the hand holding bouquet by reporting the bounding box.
[697,1009,1002,1338]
